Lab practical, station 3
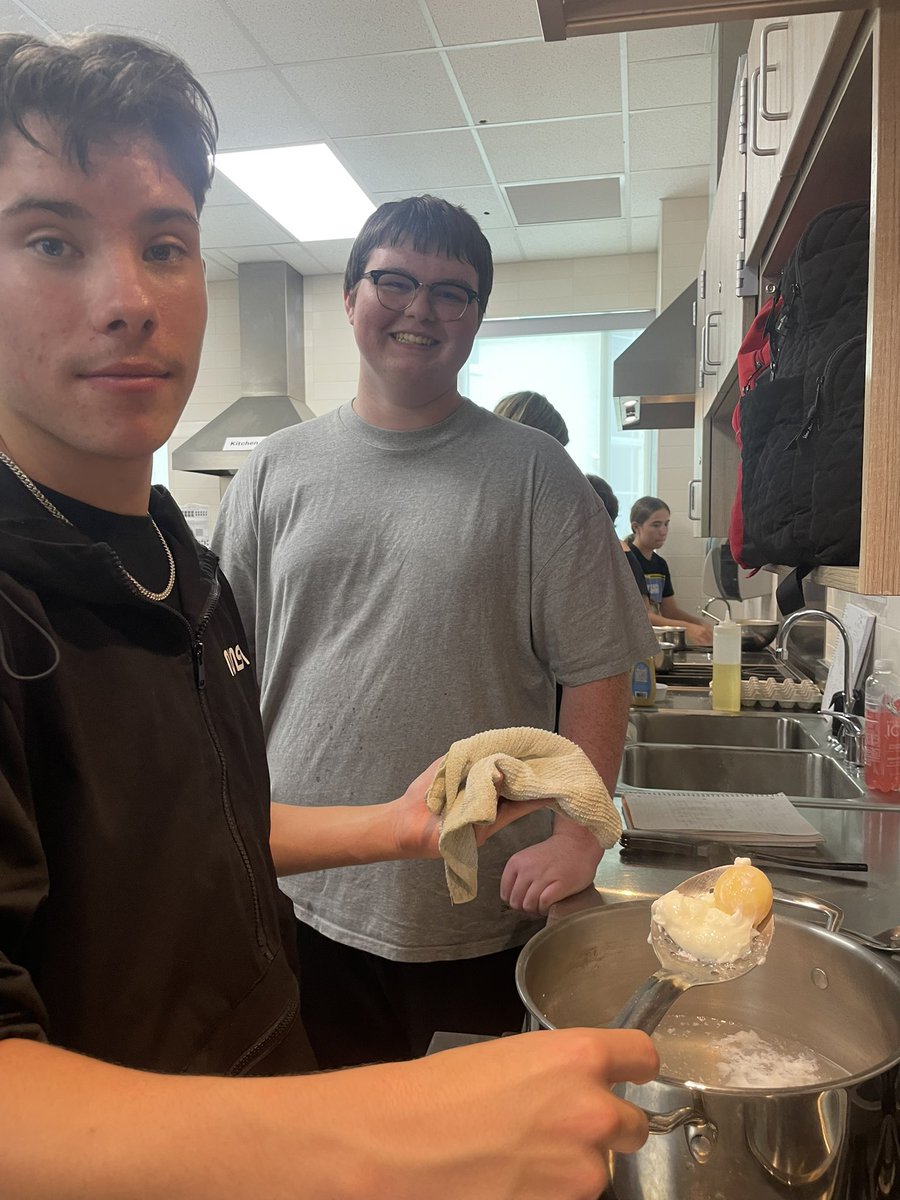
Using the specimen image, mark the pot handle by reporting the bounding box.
[772,887,844,932]
[645,1104,700,1134]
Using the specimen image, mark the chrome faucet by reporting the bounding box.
[775,607,860,765]
[700,596,733,623]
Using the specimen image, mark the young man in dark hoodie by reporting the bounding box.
[0,31,657,1198]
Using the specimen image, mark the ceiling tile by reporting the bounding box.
[425,0,542,45]
[629,104,712,172]
[200,203,293,248]
[333,130,490,193]
[280,53,465,138]
[299,238,356,274]
[629,55,712,110]
[29,0,265,73]
[225,0,435,63]
[629,215,659,253]
[0,4,47,33]
[202,251,238,281]
[628,165,712,218]
[517,219,628,259]
[205,172,252,207]
[483,227,524,264]
[202,68,325,151]
[627,24,715,61]
[478,117,624,184]
[370,185,512,229]
[212,244,283,263]
[447,37,621,124]
[274,243,334,276]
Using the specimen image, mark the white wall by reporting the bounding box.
[655,196,710,626]
[169,252,661,525]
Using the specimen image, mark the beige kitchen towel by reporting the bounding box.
[425,726,621,904]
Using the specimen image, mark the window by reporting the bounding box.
[459,312,656,537]
[152,445,169,488]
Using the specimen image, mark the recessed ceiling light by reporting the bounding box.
[215,144,375,242]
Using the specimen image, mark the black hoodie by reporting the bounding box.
[0,469,313,1074]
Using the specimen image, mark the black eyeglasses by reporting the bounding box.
[361,269,481,321]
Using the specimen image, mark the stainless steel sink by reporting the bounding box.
[629,711,819,749]
[620,745,866,799]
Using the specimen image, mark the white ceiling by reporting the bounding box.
[3,0,716,280]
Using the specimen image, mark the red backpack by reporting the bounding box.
[728,295,781,569]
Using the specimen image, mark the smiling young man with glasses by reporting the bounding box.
[214,195,658,1069]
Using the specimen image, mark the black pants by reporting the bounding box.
[295,919,530,1068]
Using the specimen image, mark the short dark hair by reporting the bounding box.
[586,475,618,522]
[494,391,569,446]
[344,195,493,310]
[0,33,217,212]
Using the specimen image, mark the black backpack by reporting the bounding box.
[736,202,869,589]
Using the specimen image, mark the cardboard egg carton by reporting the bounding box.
[739,676,821,710]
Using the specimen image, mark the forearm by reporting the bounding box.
[0,1038,366,1200]
[556,673,630,844]
[270,801,402,875]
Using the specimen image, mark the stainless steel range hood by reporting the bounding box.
[173,261,316,476]
[613,283,696,430]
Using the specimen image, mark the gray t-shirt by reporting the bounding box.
[214,399,657,961]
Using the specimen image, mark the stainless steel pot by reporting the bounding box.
[516,898,900,1200]
[654,640,676,672]
[661,625,687,651]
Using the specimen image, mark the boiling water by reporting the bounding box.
[654,1014,851,1089]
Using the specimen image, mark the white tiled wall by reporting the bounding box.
[828,590,900,675]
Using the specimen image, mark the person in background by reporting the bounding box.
[494,389,569,445]
[586,475,646,598]
[623,496,712,646]
[214,195,659,1071]
[0,32,660,1199]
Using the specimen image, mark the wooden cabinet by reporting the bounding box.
[744,11,863,258]
[694,7,900,595]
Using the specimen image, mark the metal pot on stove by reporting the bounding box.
[516,897,900,1200]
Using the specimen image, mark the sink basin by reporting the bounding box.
[620,745,866,799]
[629,711,819,749]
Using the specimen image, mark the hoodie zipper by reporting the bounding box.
[227,993,300,1076]
[121,562,271,958]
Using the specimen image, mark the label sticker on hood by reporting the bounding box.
[223,436,266,451]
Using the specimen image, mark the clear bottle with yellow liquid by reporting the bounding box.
[711,620,741,713]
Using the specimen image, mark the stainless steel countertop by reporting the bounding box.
[551,691,900,944]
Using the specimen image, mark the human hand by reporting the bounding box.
[687,622,713,647]
[389,760,550,862]
[500,824,602,915]
[314,1027,659,1200]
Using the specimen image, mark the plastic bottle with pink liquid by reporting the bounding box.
[863,660,900,794]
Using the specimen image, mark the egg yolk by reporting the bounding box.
[713,863,773,928]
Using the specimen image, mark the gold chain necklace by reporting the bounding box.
[0,451,176,602]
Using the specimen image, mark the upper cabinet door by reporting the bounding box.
[744,11,862,260]
[538,1,864,40]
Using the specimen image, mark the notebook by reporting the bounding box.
[619,790,825,847]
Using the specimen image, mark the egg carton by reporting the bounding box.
[740,676,821,710]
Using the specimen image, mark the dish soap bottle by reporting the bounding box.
[711,620,741,713]
[864,660,900,793]
[630,657,656,707]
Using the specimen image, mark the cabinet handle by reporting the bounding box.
[749,68,777,157]
[737,73,748,155]
[698,321,709,388]
[759,21,790,121]
[704,310,723,369]
[688,479,702,522]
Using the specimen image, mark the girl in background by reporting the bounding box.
[623,497,712,646]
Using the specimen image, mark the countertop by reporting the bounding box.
[551,689,900,943]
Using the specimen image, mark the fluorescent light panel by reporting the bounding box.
[215,144,374,242]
